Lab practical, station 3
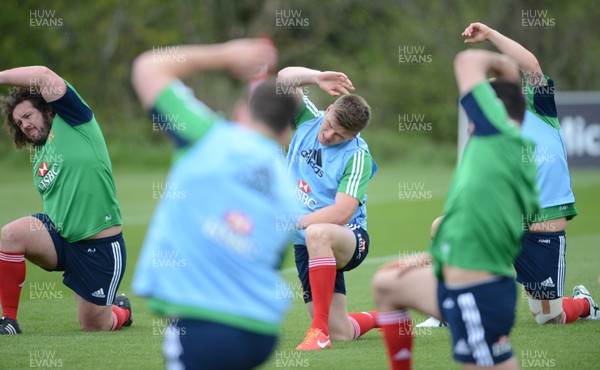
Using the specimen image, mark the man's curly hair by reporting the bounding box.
[0,87,52,149]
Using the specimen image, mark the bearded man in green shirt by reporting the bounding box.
[0,66,132,334]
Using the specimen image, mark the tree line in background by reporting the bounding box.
[1,0,598,165]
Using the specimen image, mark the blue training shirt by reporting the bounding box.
[132,81,298,335]
[521,76,575,212]
[286,96,377,245]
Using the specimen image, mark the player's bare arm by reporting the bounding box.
[297,192,359,229]
[0,66,66,102]
[462,22,546,86]
[132,39,277,109]
[454,49,520,95]
[278,67,355,97]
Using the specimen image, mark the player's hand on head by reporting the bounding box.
[317,71,355,96]
[462,22,492,44]
[223,38,278,80]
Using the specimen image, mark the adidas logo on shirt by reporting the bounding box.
[91,288,106,298]
[301,148,324,177]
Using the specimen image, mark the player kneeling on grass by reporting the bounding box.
[419,23,600,330]
[131,39,298,370]
[462,21,599,325]
[0,67,132,334]
[372,50,539,370]
[278,67,379,350]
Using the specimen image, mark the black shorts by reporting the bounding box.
[515,231,566,300]
[163,319,277,370]
[438,277,516,366]
[294,224,369,303]
[33,213,126,306]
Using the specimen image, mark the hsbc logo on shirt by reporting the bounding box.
[38,162,49,177]
[298,179,311,193]
[295,179,317,209]
[38,162,60,192]
[225,210,254,236]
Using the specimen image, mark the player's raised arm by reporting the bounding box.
[454,49,520,95]
[278,67,355,97]
[0,66,66,102]
[462,22,544,84]
[131,39,277,109]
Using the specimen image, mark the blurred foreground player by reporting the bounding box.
[131,39,298,369]
[278,67,378,350]
[462,21,599,324]
[0,67,131,334]
[372,50,539,369]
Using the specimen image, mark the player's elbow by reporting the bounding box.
[131,52,162,108]
[453,50,476,77]
[131,53,152,91]
[454,52,475,91]
[522,56,542,75]
[454,50,473,69]
[31,66,62,87]
[277,67,293,81]
[36,66,54,78]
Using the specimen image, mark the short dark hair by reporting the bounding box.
[490,79,526,124]
[331,94,370,133]
[0,87,52,149]
[249,78,296,135]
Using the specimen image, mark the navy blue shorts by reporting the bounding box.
[33,213,126,306]
[294,224,369,303]
[438,277,516,367]
[515,231,566,300]
[163,319,277,370]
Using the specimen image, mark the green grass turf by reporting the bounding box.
[0,163,599,369]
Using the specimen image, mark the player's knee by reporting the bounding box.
[371,269,387,294]
[0,222,24,252]
[305,224,333,253]
[371,269,393,305]
[430,216,444,239]
[528,297,563,324]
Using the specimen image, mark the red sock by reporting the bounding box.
[562,297,590,323]
[308,257,337,335]
[0,252,26,320]
[348,311,378,339]
[378,310,412,370]
[111,305,130,331]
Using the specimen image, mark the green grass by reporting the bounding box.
[0,163,599,369]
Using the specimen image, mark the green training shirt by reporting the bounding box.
[430,82,539,279]
[33,80,121,242]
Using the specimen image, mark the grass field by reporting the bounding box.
[0,162,599,369]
